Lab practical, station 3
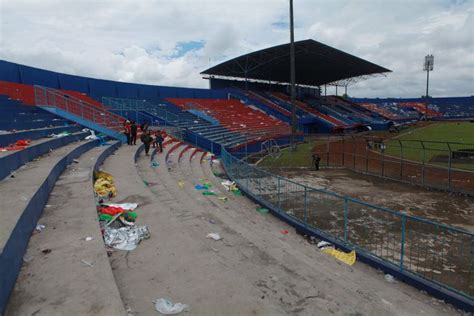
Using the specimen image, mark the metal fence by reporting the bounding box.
[221,147,474,301]
[102,97,180,126]
[281,135,474,195]
[34,86,124,131]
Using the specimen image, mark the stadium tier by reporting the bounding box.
[353,97,474,120]
[1,39,473,314]
[167,98,293,140]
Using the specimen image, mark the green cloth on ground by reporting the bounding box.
[202,191,217,196]
[256,207,269,214]
[99,213,113,221]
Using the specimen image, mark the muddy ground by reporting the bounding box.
[277,168,473,232]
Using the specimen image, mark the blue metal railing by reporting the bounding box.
[221,147,474,304]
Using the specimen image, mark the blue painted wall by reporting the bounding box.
[0,60,228,100]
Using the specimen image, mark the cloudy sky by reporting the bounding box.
[0,0,472,97]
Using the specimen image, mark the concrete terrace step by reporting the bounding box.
[0,125,82,147]
[133,142,456,315]
[0,131,89,180]
[4,141,125,315]
[0,139,101,314]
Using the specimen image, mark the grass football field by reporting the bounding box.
[384,122,474,169]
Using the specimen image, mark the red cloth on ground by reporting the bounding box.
[99,206,125,216]
[15,139,31,146]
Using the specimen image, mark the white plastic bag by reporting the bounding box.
[206,233,222,241]
[154,298,188,314]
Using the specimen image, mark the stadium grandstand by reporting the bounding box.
[0,39,473,315]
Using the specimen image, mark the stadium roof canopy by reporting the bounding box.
[201,39,391,87]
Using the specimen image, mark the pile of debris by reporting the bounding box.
[93,171,150,251]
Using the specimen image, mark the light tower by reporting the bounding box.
[289,0,296,147]
[423,54,434,118]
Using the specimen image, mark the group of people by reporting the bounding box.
[123,120,164,156]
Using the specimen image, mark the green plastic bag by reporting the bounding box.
[202,191,216,196]
[256,207,269,214]
[232,189,242,196]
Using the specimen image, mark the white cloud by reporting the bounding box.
[0,0,472,97]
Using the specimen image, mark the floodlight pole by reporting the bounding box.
[423,54,434,119]
[289,0,297,145]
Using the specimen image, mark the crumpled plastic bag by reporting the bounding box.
[50,131,71,138]
[221,180,238,192]
[153,298,188,314]
[103,226,150,251]
[194,184,208,190]
[85,129,98,140]
[206,233,222,241]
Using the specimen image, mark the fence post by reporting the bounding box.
[400,214,406,272]
[447,143,452,190]
[421,141,426,185]
[352,136,356,169]
[342,137,345,167]
[277,177,281,209]
[365,140,369,172]
[381,141,385,177]
[326,136,330,167]
[399,140,403,180]
[304,186,308,228]
[344,198,348,243]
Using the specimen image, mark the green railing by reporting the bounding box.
[221,147,474,301]
[102,97,182,125]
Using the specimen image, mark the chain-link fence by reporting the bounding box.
[222,147,474,302]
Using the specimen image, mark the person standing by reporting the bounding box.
[156,130,164,153]
[123,120,131,145]
[312,153,321,171]
[130,121,138,145]
[141,130,153,156]
[140,122,149,133]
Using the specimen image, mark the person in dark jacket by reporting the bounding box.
[130,121,138,145]
[312,153,321,171]
[155,130,164,153]
[141,131,153,156]
[140,122,149,133]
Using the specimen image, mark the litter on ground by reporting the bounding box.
[218,196,228,203]
[154,298,188,314]
[194,184,208,190]
[206,233,222,241]
[104,226,150,251]
[321,248,357,266]
[100,203,138,211]
[256,207,269,214]
[81,259,95,267]
[94,171,116,198]
[33,224,46,234]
